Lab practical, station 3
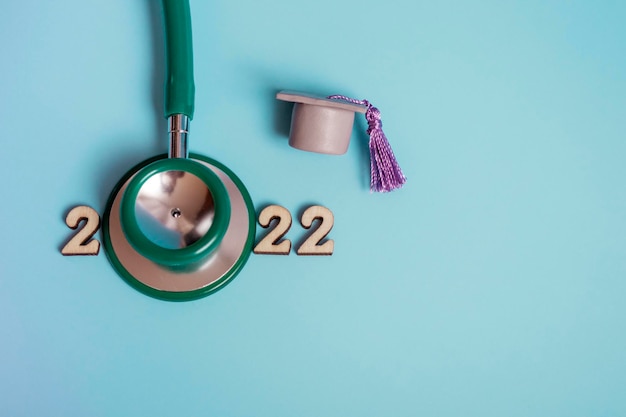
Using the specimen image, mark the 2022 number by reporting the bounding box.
[61,204,334,257]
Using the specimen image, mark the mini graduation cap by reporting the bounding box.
[276,91,406,193]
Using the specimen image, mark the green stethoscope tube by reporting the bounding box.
[163,0,195,119]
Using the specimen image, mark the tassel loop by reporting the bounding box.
[365,103,383,134]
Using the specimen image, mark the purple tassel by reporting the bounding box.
[329,95,406,192]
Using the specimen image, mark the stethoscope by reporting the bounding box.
[102,0,255,301]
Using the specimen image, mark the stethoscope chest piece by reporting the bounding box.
[120,158,231,268]
[103,154,255,301]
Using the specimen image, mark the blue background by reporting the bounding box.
[1,0,625,415]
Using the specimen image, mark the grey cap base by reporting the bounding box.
[277,91,367,155]
[289,103,355,154]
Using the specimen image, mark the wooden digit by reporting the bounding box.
[296,205,334,256]
[61,205,101,256]
[253,205,292,255]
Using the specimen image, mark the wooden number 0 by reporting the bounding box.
[297,205,334,256]
[253,205,292,255]
[61,205,101,256]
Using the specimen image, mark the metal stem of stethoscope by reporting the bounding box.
[169,114,189,158]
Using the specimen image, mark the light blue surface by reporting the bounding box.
[1,0,625,415]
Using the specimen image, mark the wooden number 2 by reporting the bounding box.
[61,205,101,256]
[253,205,292,255]
[254,204,334,256]
[297,205,334,256]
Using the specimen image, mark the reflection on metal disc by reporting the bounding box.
[134,170,216,249]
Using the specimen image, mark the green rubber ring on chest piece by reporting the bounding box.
[119,158,230,267]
